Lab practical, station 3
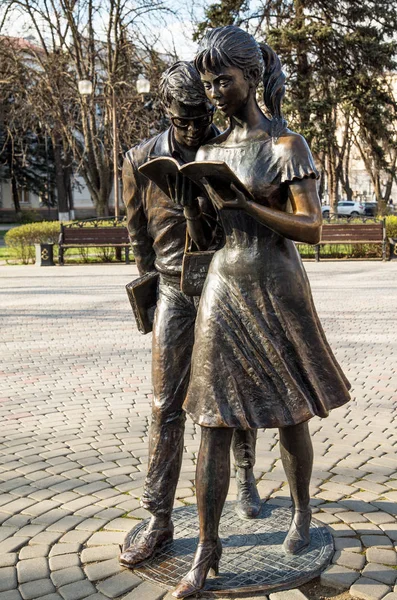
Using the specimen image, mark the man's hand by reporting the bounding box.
[167,173,197,208]
[179,175,202,215]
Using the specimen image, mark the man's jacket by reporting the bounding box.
[122,126,218,277]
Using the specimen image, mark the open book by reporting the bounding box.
[138,158,254,203]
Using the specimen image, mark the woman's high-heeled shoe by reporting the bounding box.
[172,539,222,599]
[283,508,312,555]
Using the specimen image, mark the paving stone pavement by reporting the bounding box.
[0,262,396,600]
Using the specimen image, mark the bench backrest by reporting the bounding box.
[321,222,384,243]
[61,226,129,245]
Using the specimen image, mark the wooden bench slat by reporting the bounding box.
[321,226,382,233]
[321,234,383,241]
[321,235,382,239]
[61,243,129,247]
[319,238,383,246]
[322,232,382,237]
[63,236,129,244]
[321,228,382,234]
[62,231,128,242]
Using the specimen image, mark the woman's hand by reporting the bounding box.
[202,179,250,211]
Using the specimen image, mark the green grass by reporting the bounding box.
[0,246,14,261]
[0,245,133,265]
[298,243,383,260]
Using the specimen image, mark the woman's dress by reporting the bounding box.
[183,129,351,430]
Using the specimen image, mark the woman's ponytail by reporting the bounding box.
[258,42,287,138]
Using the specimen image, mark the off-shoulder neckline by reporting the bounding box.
[202,129,296,150]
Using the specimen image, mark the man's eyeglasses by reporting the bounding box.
[169,108,215,130]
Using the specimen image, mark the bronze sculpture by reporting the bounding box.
[120,61,260,569]
[169,27,351,598]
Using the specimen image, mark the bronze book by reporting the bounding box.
[125,271,159,334]
[138,158,254,203]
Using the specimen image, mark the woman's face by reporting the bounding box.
[200,66,252,118]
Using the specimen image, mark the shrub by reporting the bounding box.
[3,219,130,264]
[386,215,397,239]
[17,209,45,224]
[5,221,61,264]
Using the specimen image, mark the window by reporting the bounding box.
[19,189,30,204]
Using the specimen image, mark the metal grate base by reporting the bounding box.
[123,502,334,596]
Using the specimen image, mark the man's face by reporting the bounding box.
[168,101,214,149]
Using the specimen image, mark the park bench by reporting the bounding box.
[312,217,386,261]
[58,217,131,265]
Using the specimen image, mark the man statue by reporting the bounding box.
[119,61,260,567]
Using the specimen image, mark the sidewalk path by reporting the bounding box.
[0,262,396,600]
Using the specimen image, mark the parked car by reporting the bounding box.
[321,201,365,218]
[388,203,397,215]
[364,202,378,216]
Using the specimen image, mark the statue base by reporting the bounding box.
[122,502,334,596]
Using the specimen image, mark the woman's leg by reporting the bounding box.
[173,426,233,598]
[279,421,313,554]
[279,421,313,510]
[197,427,234,542]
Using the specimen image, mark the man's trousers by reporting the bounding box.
[141,279,257,518]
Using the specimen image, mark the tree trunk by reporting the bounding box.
[338,133,353,201]
[342,142,354,201]
[53,137,69,221]
[95,188,110,217]
[328,150,339,213]
[382,149,397,211]
[373,175,388,216]
[318,169,325,203]
[11,175,21,215]
[294,0,312,139]
[64,164,74,219]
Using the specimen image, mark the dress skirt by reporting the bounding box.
[183,225,351,430]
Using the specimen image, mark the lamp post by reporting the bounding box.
[111,87,120,218]
[38,120,53,219]
[136,73,151,98]
[78,78,120,218]
[78,80,93,96]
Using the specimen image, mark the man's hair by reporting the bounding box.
[159,61,208,108]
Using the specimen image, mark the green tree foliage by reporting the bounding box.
[0,128,57,214]
[0,40,56,215]
[195,0,397,213]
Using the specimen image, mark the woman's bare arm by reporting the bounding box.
[245,178,322,244]
[203,177,322,245]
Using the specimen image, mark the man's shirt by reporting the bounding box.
[122,126,218,277]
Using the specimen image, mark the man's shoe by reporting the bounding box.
[236,469,261,519]
[119,523,174,567]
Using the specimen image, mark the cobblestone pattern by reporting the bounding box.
[0,262,396,600]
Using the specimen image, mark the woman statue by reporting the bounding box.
[172,25,351,599]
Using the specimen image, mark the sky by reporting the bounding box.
[152,19,198,60]
[0,0,202,60]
